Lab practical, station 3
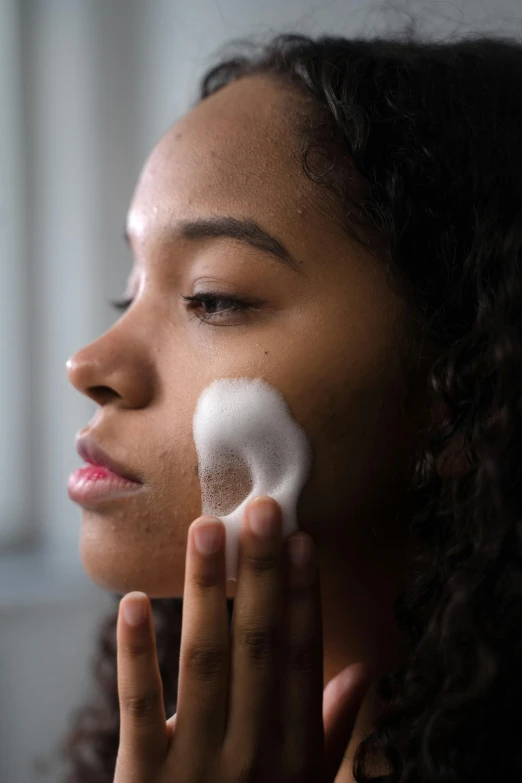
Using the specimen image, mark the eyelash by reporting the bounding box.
[109,292,253,324]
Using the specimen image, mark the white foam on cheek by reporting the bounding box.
[192,378,313,582]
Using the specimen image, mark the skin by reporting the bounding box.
[66,74,434,781]
[113,499,380,783]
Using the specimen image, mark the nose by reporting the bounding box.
[66,330,155,409]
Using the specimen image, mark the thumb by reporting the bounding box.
[322,662,376,783]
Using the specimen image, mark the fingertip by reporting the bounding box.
[121,592,149,626]
[124,590,149,601]
[247,495,282,521]
[249,494,279,507]
[190,515,223,535]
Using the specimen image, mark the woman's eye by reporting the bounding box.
[181,292,252,324]
[108,293,254,324]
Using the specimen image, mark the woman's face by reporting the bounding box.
[67,74,429,598]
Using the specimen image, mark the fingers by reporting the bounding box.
[173,515,229,763]
[280,534,324,780]
[115,591,168,780]
[322,664,376,783]
[222,496,285,766]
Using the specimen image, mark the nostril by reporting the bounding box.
[87,386,120,405]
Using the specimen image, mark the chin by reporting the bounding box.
[81,546,238,602]
[79,518,186,598]
[77,493,240,600]
[81,555,187,598]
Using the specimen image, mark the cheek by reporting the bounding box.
[79,390,206,598]
[294,369,417,543]
[80,354,253,597]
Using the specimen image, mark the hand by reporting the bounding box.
[113,496,375,782]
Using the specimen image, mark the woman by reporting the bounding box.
[55,28,522,783]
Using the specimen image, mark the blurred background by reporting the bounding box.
[1,0,521,780]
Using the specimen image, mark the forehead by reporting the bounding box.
[128,75,330,247]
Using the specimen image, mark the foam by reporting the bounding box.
[192,378,312,581]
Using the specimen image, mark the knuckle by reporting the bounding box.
[287,639,321,672]
[230,757,255,783]
[221,743,258,783]
[119,639,150,658]
[238,626,278,664]
[245,551,278,574]
[121,690,160,720]
[192,569,221,589]
[185,643,227,680]
[287,581,316,603]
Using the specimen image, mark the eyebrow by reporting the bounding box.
[124,215,304,273]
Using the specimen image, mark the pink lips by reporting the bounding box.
[68,434,144,506]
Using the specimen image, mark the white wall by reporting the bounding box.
[1,1,521,781]
[0,590,115,783]
[0,0,30,545]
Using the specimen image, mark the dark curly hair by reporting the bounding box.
[37,22,522,783]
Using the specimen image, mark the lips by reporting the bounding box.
[76,434,143,484]
[68,432,146,507]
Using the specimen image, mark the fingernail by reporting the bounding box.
[122,592,148,626]
[193,518,224,555]
[247,496,280,538]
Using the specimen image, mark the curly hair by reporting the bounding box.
[41,24,522,783]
